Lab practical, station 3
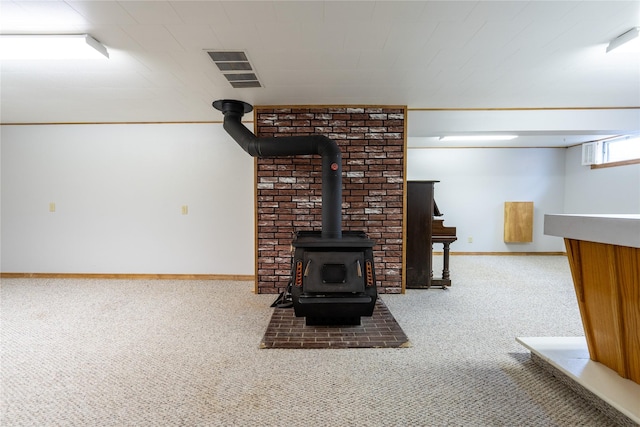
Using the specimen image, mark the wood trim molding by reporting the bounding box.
[253,156,259,294]
[401,106,408,294]
[591,158,640,169]
[255,104,407,110]
[408,106,640,112]
[0,273,255,281]
[433,252,567,256]
[0,120,251,126]
[1,253,565,280]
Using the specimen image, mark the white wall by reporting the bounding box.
[3,122,638,274]
[407,147,566,252]
[564,145,640,214]
[1,123,255,275]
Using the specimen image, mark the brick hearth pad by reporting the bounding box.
[259,299,411,349]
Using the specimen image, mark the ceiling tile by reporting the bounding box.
[121,25,185,52]
[423,20,485,50]
[48,71,151,89]
[208,22,262,50]
[357,50,400,70]
[344,23,391,50]
[254,22,304,50]
[165,25,221,51]
[420,1,476,21]
[371,1,428,23]
[504,20,570,50]
[130,51,184,75]
[464,21,528,51]
[221,1,277,24]
[172,53,217,77]
[392,46,439,69]
[170,1,231,26]
[384,22,439,51]
[118,1,183,25]
[565,1,635,26]
[288,22,347,51]
[66,1,137,25]
[273,1,324,23]
[465,1,528,22]
[324,1,375,23]
[513,1,577,22]
[248,50,310,71]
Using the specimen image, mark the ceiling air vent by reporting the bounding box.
[207,50,261,88]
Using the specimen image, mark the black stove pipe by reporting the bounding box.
[213,99,342,239]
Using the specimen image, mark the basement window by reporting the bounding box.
[592,134,640,169]
[604,135,640,162]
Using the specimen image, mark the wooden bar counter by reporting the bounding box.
[544,214,640,385]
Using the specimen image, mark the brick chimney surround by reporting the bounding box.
[254,105,406,295]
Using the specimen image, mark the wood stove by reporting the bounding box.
[213,99,377,325]
[290,231,376,325]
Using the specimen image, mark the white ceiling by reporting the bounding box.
[1,1,639,147]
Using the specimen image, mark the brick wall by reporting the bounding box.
[254,106,405,294]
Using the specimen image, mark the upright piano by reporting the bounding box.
[406,181,457,289]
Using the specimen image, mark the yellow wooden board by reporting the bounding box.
[565,239,640,384]
[504,201,533,243]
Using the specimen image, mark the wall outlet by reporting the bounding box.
[467,237,473,243]
[49,202,56,213]
[181,205,188,215]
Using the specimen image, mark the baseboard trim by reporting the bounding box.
[433,252,567,256]
[1,254,566,280]
[0,273,255,281]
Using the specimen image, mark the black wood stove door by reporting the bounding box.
[302,251,366,293]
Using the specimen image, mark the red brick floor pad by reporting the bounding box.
[260,299,410,349]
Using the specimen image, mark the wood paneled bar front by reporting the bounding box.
[544,214,640,385]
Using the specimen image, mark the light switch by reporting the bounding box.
[181,205,188,215]
[49,202,56,212]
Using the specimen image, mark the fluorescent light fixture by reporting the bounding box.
[606,27,640,53]
[0,34,109,60]
[439,135,518,142]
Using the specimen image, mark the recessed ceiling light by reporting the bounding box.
[0,34,109,60]
[439,135,518,141]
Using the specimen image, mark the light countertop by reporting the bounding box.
[544,214,640,248]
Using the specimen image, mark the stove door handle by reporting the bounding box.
[304,260,312,277]
[356,260,362,277]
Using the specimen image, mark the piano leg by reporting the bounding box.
[430,240,453,288]
[429,258,434,289]
[442,242,451,284]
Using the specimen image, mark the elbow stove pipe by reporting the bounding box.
[213,99,342,239]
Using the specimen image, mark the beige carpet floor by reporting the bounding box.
[0,256,621,426]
